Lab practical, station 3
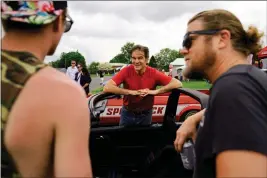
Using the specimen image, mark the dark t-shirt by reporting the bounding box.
[99,71,104,78]
[80,74,92,94]
[194,64,267,178]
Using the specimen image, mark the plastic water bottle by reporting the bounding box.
[180,139,196,170]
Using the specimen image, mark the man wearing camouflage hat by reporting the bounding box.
[1,1,92,177]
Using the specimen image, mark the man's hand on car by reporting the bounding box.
[174,109,205,152]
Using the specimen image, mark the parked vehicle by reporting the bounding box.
[89,90,209,126]
[88,88,209,178]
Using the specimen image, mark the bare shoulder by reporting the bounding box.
[11,66,89,125]
[33,66,86,97]
[4,66,90,177]
[31,66,89,114]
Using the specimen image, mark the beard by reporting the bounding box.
[183,43,216,80]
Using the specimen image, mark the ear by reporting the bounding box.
[218,29,231,49]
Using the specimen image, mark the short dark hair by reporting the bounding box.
[1,1,67,32]
[130,45,149,59]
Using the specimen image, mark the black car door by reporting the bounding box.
[89,88,209,178]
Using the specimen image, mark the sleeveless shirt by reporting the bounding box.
[1,50,47,177]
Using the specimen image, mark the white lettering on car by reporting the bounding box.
[100,104,200,117]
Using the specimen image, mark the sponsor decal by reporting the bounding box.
[100,104,200,117]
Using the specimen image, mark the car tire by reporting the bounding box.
[180,110,199,122]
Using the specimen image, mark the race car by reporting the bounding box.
[88,88,209,178]
[88,89,209,126]
[91,67,265,127]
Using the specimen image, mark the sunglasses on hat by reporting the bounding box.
[182,29,221,50]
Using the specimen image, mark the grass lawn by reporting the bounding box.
[91,87,104,94]
[91,80,211,94]
[182,80,211,89]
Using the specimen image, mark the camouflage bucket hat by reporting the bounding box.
[1,1,67,25]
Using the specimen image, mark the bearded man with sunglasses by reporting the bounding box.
[1,1,92,177]
[174,9,267,178]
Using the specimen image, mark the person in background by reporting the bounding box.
[174,9,266,178]
[1,1,93,177]
[80,68,92,95]
[98,70,104,85]
[103,44,182,126]
[75,63,83,84]
[66,60,78,80]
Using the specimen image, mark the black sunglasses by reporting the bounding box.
[64,13,74,33]
[182,29,221,49]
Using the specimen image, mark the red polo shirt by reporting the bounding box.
[112,65,172,111]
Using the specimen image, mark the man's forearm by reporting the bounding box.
[193,109,206,124]
[83,83,89,88]
[103,84,131,95]
[157,78,182,94]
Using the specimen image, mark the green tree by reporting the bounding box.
[120,42,135,63]
[110,53,128,64]
[154,48,183,71]
[50,60,60,68]
[109,42,135,64]
[88,61,100,74]
[50,51,87,68]
[148,55,157,68]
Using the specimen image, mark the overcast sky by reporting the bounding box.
[27,1,267,64]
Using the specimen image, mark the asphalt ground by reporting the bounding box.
[89,76,112,91]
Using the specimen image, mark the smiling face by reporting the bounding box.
[180,19,217,78]
[131,49,148,73]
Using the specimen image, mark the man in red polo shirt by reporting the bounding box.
[103,45,182,126]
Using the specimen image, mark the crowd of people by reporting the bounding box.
[1,1,267,178]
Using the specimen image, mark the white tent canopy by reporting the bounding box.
[176,65,186,70]
[170,58,185,66]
